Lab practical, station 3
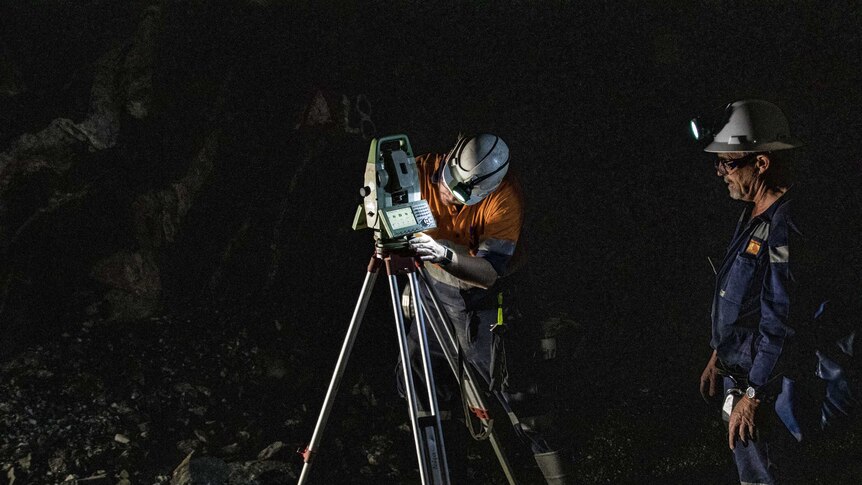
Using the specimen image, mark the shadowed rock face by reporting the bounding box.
[0,6,146,316]
[0,2,377,347]
[0,43,22,98]
[5,2,861,344]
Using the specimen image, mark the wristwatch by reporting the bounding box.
[745,386,758,400]
[440,247,454,266]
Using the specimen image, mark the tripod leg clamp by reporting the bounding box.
[298,445,314,464]
[470,406,490,420]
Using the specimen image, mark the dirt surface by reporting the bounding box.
[2,300,861,484]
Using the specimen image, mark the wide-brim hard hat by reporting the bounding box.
[704,99,804,153]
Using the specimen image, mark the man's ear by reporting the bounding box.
[755,153,771,174]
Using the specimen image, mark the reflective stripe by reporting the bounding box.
[478,237,516,256]
[751,220,770,240]
[770,245,790,263]
[423,240,482,290]
[507,411,521,426]
[425,260,470,289]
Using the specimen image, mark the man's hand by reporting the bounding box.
[700,349,720,401]
[728,395,759,450]
[409,234,452,264]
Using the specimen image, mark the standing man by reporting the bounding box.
[402,133,571,484]
[696,99,807,484]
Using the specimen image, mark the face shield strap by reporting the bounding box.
[442,135,471,201]
[446,136,471,169]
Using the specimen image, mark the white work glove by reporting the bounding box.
[409,234,453,265]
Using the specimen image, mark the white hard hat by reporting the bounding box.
[441,134,510,205]
[704,99,803,153]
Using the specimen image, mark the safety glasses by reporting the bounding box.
[715,152,758,176]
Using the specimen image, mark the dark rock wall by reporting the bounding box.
[1,0,861,359]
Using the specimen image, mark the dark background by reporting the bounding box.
[1,1,861,483]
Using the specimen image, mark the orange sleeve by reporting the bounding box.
[477,178,523,255]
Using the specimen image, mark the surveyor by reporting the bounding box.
[400,133,571,484]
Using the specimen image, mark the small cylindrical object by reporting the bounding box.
[540,337,557,360]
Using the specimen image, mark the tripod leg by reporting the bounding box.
[297,259,380,485]
[389,270,450,485]
[417,269,519,485]
[421,301,519,485]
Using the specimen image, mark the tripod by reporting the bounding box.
[297,242,518,485]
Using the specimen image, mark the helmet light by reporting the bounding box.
[689,117,710,142]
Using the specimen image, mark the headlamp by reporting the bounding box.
[448,179,472,204]
[690,103,735,145]
[445,158,509,205]
[689,117,710,142]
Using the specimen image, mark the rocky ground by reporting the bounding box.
[2,303,861,484]
[0,302,550,485]
[1,309,306,485]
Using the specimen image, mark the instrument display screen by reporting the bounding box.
[387,206,418,230]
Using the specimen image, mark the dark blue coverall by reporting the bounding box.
[711,190,807,484]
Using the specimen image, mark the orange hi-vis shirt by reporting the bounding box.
[416,153,524,287]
